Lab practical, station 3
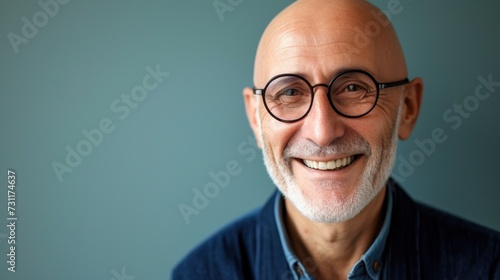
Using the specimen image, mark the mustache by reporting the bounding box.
[283,136,371,159]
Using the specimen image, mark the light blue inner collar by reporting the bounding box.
[274,183,394,279]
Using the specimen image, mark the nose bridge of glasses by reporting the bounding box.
[309,83,335,117]
[311,83,330,93]
[310,83,332,107]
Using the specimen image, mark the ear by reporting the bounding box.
[398,77,423,140]
[243,87,263,148]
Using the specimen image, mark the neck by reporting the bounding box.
[284,186,387,280]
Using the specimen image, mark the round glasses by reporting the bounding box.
[253,69,409,123]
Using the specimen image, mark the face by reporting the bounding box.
[258,98,402,223]
[246,2,419,224]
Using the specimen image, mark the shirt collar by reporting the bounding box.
[274,182,394,280]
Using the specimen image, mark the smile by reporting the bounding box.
[302,156,355,171]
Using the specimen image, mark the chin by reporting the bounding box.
[287,182,370,223]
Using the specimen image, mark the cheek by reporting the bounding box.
[261,115,300,158]
[356,96,401,141]
[376,94,402,124]
[349,111,396,151]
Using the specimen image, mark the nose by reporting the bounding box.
[302,85,346,147]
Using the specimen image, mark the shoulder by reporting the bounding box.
[417,200,500,254]
[417,201,500,239]
[390,179,500,244]
[389,180,500,278]
[172,192,278,280]
[417,201,500,278]
[410,188,500,250]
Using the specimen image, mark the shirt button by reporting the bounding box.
[293,263,304,276]
[372,261,381,272]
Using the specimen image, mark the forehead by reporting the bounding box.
[260,20,380,83]
[253,0,402,86]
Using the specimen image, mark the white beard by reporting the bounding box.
[258,103,401,223]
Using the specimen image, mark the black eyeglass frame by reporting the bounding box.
[253,69,409,123]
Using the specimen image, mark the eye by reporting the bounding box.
[265,76,310,105]
[271,86,309,106]
[281,88,300,96]
[345,83,366,92]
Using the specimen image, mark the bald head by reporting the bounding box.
[254,0,407,86]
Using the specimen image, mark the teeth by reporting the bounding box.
[319,162,327,169]
[303,156,355,171]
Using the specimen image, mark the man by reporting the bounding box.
[173,0,500,279]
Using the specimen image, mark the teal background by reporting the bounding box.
[0,0,499,279]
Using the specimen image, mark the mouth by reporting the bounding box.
[301,155,358,171]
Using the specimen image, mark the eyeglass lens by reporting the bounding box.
[263,72,377,121]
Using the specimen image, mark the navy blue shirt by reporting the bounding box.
[172,178,500,279]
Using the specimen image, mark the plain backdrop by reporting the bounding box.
[0,0,499,279]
